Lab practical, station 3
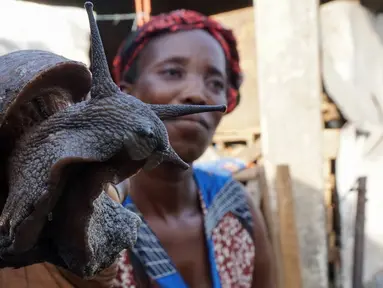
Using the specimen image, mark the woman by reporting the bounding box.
[108,9,277,288]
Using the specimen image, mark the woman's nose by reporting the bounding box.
[179,76,207,105]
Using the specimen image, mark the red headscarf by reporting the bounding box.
[112,9,243,113]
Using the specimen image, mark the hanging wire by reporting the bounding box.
[131,16,138,31]
[94,0,151,30]
[95,12,147,26]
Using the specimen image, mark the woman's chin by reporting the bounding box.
[172,143,208,164]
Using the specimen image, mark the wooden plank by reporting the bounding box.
[258,164,283,287]
[353,177,367,288]
[246,179,262,208]
[254,0,328,286]
[324,160,333,234]
[324,129,340,159]
[212,128,338,162]
[213,130,259,144]
[212,8,260,133]
[275,165,303,288]
[214,127,261,137]
[234,139,262,163]
[233,166,259,182]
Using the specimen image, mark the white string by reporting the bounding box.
[95,12,148,26]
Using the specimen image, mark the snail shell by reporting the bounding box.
[0,49,91,234]
[0,50,91,144]
[0,50,144,277]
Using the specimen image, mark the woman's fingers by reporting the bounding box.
[87,260,119,287]
[57,260,119,288]
[104,183,121,203]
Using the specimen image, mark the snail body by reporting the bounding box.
[0,2,226,278]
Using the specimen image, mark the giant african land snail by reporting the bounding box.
[0,2,226,278]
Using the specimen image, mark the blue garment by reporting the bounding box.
[122,166,253,287]
[193,157,247,177]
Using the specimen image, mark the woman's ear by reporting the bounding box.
[120,81,135,94]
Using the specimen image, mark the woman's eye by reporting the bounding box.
[160,67,183,78]
[208,79,225,93]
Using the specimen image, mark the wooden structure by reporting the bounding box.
[256,0,342,284]
[198,3,343,287]
[212,8,260,143]
[216,1,343,288]
[231,126,340,287]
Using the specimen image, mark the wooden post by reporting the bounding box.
[275,165,303,288]
[352,176,367,288]
[258,163,283,286]
[254,0,328,287]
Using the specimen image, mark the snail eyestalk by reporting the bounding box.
[149,104,227,120]
[163,148,189,170]
[84,1,119,96]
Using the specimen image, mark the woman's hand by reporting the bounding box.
[57,261,118,288]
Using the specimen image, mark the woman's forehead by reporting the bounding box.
[139,30,227,72]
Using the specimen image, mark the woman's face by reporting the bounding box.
[124,30,228,163]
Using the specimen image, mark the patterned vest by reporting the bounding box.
[113,167,255,288]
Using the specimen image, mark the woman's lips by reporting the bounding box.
[165,115,209,130]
